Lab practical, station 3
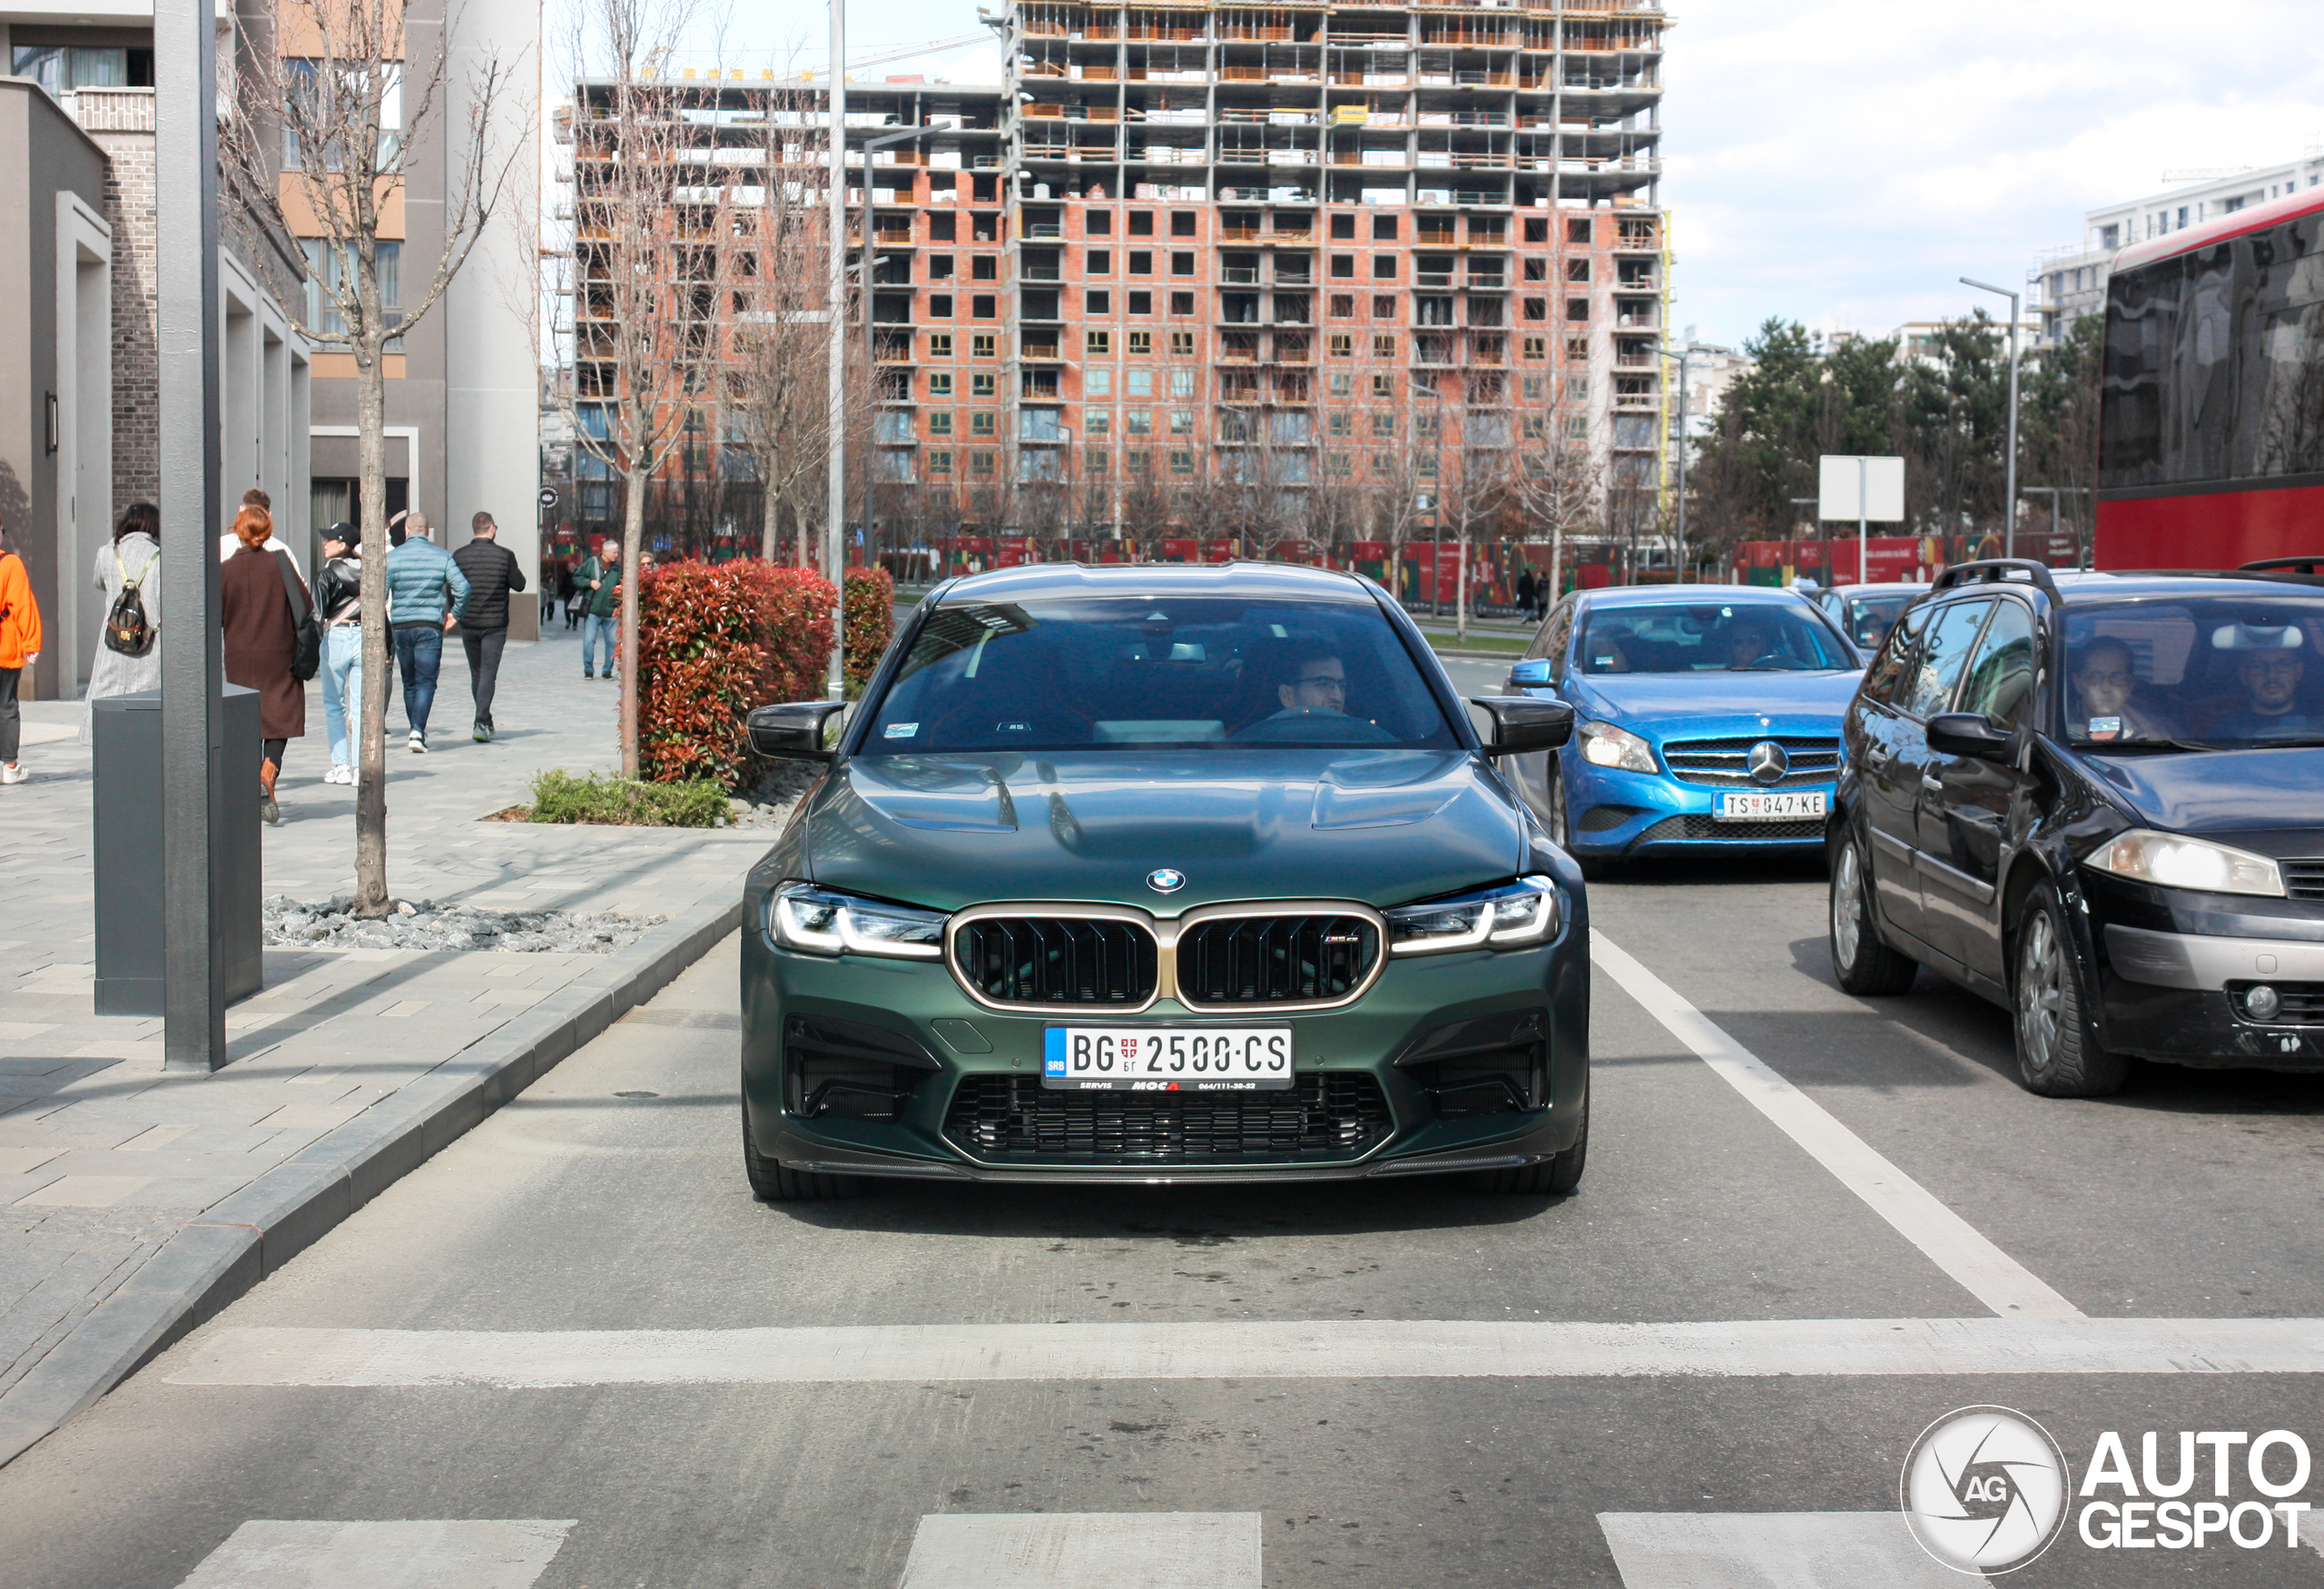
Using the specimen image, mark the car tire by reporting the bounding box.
[743,1103,869,1201]
[1546,756,1618,881]
[2011,882,2129,1099]
[1828,828,1917,994]
[1474,1083,1587,1194]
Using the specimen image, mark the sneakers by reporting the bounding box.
[325,764,352,785]
[473,723,491,744]
[409,732,428,755]
[583,670,595,679]
[260,792,281,825]
[0,763,25,785]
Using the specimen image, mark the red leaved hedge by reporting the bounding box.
[844,566,896,690]
[636,561,834,787]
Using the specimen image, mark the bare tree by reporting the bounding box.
[1512,395,1603,606]
[225,0,522,916]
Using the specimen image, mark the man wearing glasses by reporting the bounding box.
[1275,647,1350,718]
[2070,637,2174,741]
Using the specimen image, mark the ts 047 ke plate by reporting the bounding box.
[1043,1025,1295,1091]
[1716,789,1829,821]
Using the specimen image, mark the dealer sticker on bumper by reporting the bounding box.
[1716,789,1829,822]
[1042,1026,1294,1091]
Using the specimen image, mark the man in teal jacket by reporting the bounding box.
[383,513,470,753]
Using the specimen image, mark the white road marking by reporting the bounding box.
[171,1520,575,1589]
[165,1316,2324,1388]
[897,1514,1261,1589]
[1597,1512,1963,1589]
[1590,929,2083,1321]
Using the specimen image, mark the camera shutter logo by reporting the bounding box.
[1901,1406,2072,1574]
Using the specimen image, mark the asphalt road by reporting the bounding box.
[4,656,2320,1588]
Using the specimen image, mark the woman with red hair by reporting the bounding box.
[219,505,311,824]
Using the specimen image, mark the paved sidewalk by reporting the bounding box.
[0,627,773,1453]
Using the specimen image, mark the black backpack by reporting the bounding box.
[275,548,321,682]
[103,547,157,656]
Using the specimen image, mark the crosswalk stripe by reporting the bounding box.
[1597,1512,1964,1589]
[164,1316,2324,1388]
[171,1520,576,1589]
[1590,930,2085,1321]
[897,1514,1261,1589]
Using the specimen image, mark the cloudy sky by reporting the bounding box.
[649,0,2324,350]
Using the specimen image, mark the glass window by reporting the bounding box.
[1086,368,1111,396]
[1898,599,1994,718]
[1957,600,2036,728]
[1840,590,1920,653]
[862,597,1459,755]
[1576,600,1859,677]
[2062,590,2324,746]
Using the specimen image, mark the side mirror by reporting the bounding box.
[1470,696,1575,756]
[747,701,848,762]
[1926,711,2014,762]
[1505,656,1556,693]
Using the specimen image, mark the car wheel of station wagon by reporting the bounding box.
[743,1102,868,1202]
[1828,830,1917,995]
[2010,883,2129,1099]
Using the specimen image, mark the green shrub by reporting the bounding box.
[527,769,732,827]
[844,566,896,690]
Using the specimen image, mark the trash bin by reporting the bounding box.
[92,686,263,1016]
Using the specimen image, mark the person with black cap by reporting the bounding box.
[314,523,366,784]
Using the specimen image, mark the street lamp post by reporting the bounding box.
[824,0,849,701]
[1655,343,1702,584]
[1961,276,2022,560]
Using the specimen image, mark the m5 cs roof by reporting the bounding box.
[935,561,1381,605]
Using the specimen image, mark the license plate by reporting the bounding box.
[1715,789,1830,821]
[1042,1026,1295,1091]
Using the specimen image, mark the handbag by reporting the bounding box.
[103,547,158,656]
[275,548,321,682]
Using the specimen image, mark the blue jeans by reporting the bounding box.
[581,613,615,676]
[392,624,443,737]
[322,625,364,767]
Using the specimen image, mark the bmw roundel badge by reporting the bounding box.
[1147,868,1187,893]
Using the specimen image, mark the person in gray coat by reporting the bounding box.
[80,501,163,745]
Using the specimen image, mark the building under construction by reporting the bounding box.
[555,0,1669,568]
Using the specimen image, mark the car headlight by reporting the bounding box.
[1577,719,1657,774]
[2083,830,2284,898]
[1385,875,1562,955]
[766,882,948,958]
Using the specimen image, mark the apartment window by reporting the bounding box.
[1567,375,1590,401]
[1521,335,1547,360]
[1088,210,1114,236]
[1087,289,1111,315]
[1157,292,1186,321]
[1128,370,1155,396]
[929,370,953,393]
[972,372,998,397]
[1169,410,1194,436]
[1085,448,1110,476]
[1172,212,1197,237]
[1564,415,1587,439]
[927,449,953,473]
[1373,256,1398,281]
[929,254,954,280]
[928,411,954,438]
[1327,412,1353,438]
[1567,259,1590,282]
[302,239,401,335]
[1521,375,1545,400]
[1373,333,1396,359]
[1417,455,1439,479]
[971,412,997,437]
[971,335,998,360]
[1329,294,1355,319]
[1088,250,1112,273]
[1128,330,1153,354]
[970,449,997,476]
[1523,258,1547,281]
[929,212,957,242]
[1373,215,1397,241]
[1522,298,1547,321]
[1128,290,1153,315]
[971,294,997,320]
[1169,449,1195,476]
[1088,330,1112,356]
[1170,370,1196,397]
[1169,330,1196,357]
[1565,299,1590,323]
[1521,415,1547,440]
[1330,254,1355,279]
[1524,217,1548,243]
[1567,218,1591,244]
[1324,213,1352,241]
[1369,452,1394,473]
[1087,407,1111,433]
[1373,295,1398,321]
[1129,211,1155,235]
[1415,411,1439,439]
[1126,410,1153,436]
[1129,251,1154,274]
[1328,372,1353,397]
[1124,449,1150,473]
[1371,373,1393,400]
[1566,336,1588,360]
[930,294,954,317]
[1328,333,1354,357]
[1322,453,1350,478]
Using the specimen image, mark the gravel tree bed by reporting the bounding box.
[263,896,667,953]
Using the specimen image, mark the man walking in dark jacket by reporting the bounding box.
[451,511,527,743]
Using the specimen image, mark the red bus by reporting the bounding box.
[2095,184,2324,568]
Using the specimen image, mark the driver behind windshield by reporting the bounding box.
[1274,646,1349,721]
[1723,619,1773,669]
[2211,634,2313,740]
[2070,637,2175,741]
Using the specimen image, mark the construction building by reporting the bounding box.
[556,0,1669,564]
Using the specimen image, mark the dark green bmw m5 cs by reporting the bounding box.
[738,562,1589,1198]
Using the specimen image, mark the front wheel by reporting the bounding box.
[1828,828,1917,994]
[2011,883,2129,1098]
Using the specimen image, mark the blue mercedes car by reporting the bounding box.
[1501,586,1866,868]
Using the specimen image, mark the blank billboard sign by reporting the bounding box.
[1818,456,1905,522]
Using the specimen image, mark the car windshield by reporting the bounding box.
[1843,592,1921,653]
[1575,600,1857,675]
[2063,590,2324,750]
[862,596,1459,754]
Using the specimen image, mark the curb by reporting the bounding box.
[0,886,745,1470]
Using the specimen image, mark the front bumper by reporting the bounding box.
[1563,761,1833,857]
[2099,923,2324,1069]
[741,912,1590,1182]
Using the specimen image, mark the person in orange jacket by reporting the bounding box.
[0,508,44,784]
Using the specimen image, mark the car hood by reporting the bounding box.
[2082,746,2324,855]
[1567,670,1863,733]
[803,747,1527,913]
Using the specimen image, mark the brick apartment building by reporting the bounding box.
[559,0,1668,573]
